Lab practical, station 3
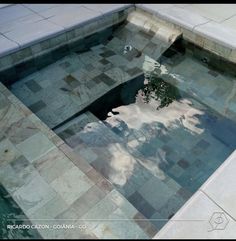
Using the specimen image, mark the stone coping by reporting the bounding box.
[0,4,133,58]
[1,4,236,63]
[136,4,236,63]
[1,4,236,239]
[154,150,236,238]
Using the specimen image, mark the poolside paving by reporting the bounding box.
[154,149,236,238]
[1,4,236,62]
[137,4,236,50]
[0,4,132,56]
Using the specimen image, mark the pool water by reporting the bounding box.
[7,20,236,231]
[54,68,236,230]
[10,20,174,129]
[0,185,41,239]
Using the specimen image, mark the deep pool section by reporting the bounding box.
[0,185,41,239]
[54,71,236,230]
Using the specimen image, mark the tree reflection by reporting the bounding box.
[141,73,181,110]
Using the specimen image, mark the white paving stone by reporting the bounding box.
[194,21,236,49]
[173,4,189,8]
[200,150,236,220]
[154,191,236,239]
[136,4,174,12]
[1,3,236,58]
[0,34,19,56]
[22,4,61,13]
[222,15,236,29]
[159,6,210,30]
[0,5,33,25]
[4,19,64,47]
[0,4,13,9]
[135,4,236,52]
[83,4,132,15]
[40,5,101,29]
[0,4,132,56]
[186,4,236,23]
[154,151,236,238]
[138,4,210,30]
[0,14,44,34]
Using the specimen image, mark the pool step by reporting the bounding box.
[54,111,146,180]
[54,111,124,148]
[54,110,188,228]
[55,110,170,187]
[58,109,173,179]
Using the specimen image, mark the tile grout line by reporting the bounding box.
[200,189,236,222]
[220,12,236,23]
[0,32,20,47]
[81,4,104,16]
[192,19,212,31]
[21,3,67,31]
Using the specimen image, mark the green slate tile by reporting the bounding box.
[16,132,55,163]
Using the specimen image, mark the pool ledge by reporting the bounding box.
[0,4,133,58]
[1,4,236,71]
[136,4,236,64]
[154,150,236,239]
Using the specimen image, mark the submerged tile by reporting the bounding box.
[71,184,107,218]
[16,132,55,163]
[28,100,46,113]
[25,79,42,93]
[138,177,175,211]
[50,165,93,205]
[128,191,156,219]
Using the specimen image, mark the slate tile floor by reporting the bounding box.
[55,99,235,231]
[10,21,171,129]
[0,89,152,239]
[53,50,236,230]
[8,18,236,234]
[159,50,236,124]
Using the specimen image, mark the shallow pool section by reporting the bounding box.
[10,20,174,129]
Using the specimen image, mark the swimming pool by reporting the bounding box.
[53,57,236,229]
[4,14,236,233]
